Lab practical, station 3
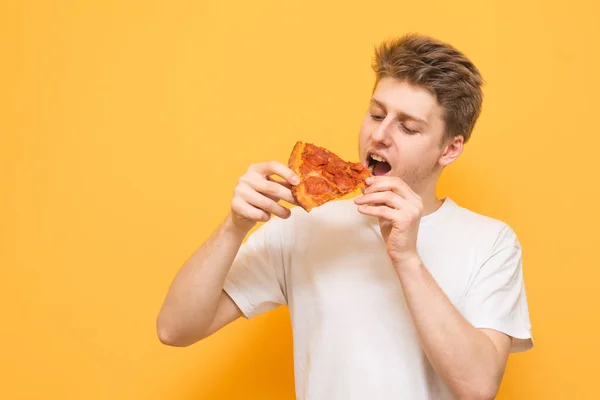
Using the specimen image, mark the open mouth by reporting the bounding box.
[367,153,392,176]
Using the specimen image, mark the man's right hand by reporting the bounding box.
[230,161,300,232]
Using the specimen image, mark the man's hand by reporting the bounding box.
[157,160,300,347]
[356,176,510,399]
[354,176,423,265]
[231,161,300,233]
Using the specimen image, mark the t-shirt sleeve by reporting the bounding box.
[460,225,533,353]
[222,218,288,319]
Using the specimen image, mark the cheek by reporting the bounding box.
[358,117,370,136]
[395,143,438,169]
[419,148,444,173]
[358,119,370,144]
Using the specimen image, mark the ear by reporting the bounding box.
[438,135,464,167]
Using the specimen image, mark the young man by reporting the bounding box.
[157,34,533,399]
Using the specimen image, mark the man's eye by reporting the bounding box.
[370,113,385,121]
[400,123,417,134]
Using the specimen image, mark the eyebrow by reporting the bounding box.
[370,98,429,127]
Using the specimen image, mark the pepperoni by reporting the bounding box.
[304,176,335,195]
[303,146,329,167]
[293,142,371,210]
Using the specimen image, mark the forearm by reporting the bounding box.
[395,255,504,400]
[157,213,248,344]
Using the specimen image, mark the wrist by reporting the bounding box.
[224,213,252,240]
[391,251,422,273]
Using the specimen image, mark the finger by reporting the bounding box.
[237,183,292,219]
[356,204,395,220]
[240,172,299,206]
[263,192,300,207]
[268,175,293,189]
[364,176,420,202]
[354,191,407,210]
[231,197,271,222]
[250,161,300,186]
[364,176,412,196]
[266,176,301,205]
[266,194,300,207]
[251,177,299,205]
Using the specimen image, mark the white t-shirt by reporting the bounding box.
[223,197,533,400]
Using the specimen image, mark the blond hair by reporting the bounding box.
[372,34,484,142]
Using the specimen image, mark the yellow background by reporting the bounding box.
[1,0,598,399]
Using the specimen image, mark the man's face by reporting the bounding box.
[358,77,458,193]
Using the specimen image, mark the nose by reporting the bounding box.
[371,117,393,147]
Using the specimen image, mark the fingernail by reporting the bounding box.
[292,176,300,184]
[366,177,373,184]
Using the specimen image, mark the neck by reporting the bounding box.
[414,177,444,216]
[421,193,444,216]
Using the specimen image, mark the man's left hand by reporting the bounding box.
[354,176,423,266]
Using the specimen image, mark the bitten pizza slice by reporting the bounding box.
[288,141,371,212]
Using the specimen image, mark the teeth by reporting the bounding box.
[370,154,386,163]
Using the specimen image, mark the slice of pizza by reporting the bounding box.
[288,141,371,212]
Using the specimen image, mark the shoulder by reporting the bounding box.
[444,198,521,251]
